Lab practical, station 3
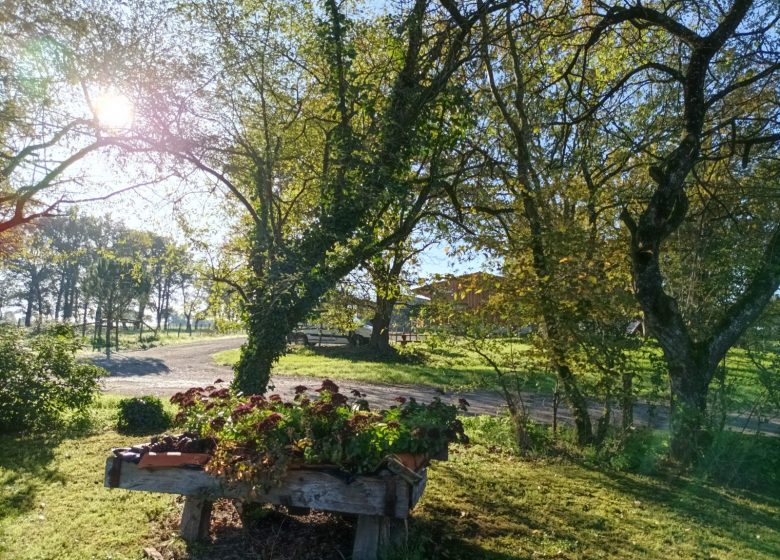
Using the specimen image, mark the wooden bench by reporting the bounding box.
[104,457,427,560]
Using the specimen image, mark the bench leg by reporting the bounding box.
[379,517,406,551]
[180,497,212,541]
[352,515,406,560]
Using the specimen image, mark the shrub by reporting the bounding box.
[116,396,171,435]
[594,427,666,473]
[0,324,105,434]
[695,431,780,491]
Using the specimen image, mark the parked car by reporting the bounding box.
[288,322,373,347]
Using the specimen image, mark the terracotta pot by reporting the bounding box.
[394,453,428,471]
[137,452,211,469]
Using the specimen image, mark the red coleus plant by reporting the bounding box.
[168,378,468,490]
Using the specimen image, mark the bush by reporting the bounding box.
[695,431,780,491]
[462,414,557,456]
[0,324,105,434]
[593,427,667,473]
[116,396,171,435]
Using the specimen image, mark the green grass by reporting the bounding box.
[0,397,178,560]
[213,342,774,409]
[214,343,555,392]
[1,399,778,559]
[412,437,780,559]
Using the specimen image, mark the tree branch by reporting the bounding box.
[705,224,780,372]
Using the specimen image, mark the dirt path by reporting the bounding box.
[96,337,778,435]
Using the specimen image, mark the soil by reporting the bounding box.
[95,337,779,435]
[151,499,354,560]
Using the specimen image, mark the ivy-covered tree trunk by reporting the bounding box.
[369,296,396,351]
[231,0,491,394]
[235,260,336,394]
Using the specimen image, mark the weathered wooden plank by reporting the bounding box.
[352,515,380,560]
[104,458,412,518]
[180,496,212,541]
[409,469,427,509]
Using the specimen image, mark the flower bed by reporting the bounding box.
[166,378,469,489]
[106,379,468,559]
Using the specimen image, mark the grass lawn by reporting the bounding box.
[0,397,178,560]
[413,429,780,559]
[213,342,773,409]
[213,343,557,393]
[1,398,778,559]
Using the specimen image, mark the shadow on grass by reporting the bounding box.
[0,434,65,521]
[304,344,423,365]
[92,356,170,376]
[406,434,780,560]
[0,411,102,522]
[593,470,780,558]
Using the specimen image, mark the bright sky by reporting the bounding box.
[10,0,491,282]
[69,147,488,279]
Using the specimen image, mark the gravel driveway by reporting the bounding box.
[94,337,778,435]
[96,336,512,415]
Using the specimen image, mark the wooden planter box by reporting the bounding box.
[104,457,427,560]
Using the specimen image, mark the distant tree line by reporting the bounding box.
[0,211,243,356]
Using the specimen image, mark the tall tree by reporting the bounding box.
[129,0,513,393]
[446,1,639,444]
[576,0,780,461]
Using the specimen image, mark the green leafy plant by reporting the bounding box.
[170,379,468,489]
[116,396,171,435]
[0,324,104,434]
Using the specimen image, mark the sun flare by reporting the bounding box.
[94,91,134,129]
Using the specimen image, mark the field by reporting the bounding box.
[213,344,527,391]
[1,398,778,560]
[213,341,775,410]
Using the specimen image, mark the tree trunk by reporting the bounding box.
[667,355,712,464]
[556,363,594,445]
[105,312,112,359]
[94,304,102,348]
[155,283,163,329]
[35,285,44,324]
[63,275,77,320]
[54,273,64,321]
[136,301,146,331]
[621,372,634,430]
[234,261,345,394]
[369,297,396,352]
[163,287,171,331]
[24,289,33,327]
[81,298,88,337]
